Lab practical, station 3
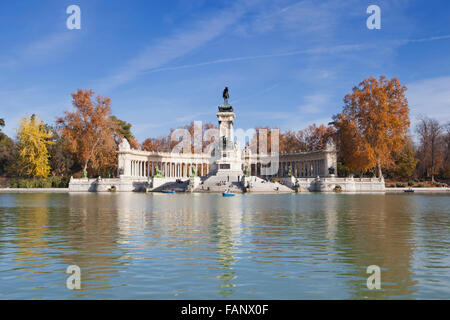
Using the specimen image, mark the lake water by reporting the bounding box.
[0,192,449,299]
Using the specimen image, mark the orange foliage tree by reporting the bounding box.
[57,89,120,177]
[280,124,336,153]
[141,122,217,153]
[332,76,410,177]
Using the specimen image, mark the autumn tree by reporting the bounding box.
[415,117,443,182]
[441,123,450,179]
[142,135,174,152]
[141,122,217,153]
[279,124,336,153]
[57,89,120,177]
[280,130,305,153]
[15,114,53,177]
[332,76,410,177]
[249,126,278,154]
[302,124,336,151]
[47,127,77,176]
[182,121,217,152]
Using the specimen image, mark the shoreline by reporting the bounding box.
[1,187,450,194]
[0,188,69,193]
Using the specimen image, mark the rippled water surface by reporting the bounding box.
[0,192,449,299]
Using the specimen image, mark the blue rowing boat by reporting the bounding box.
[223,192,235,197]
[162,190,175,194]
[404,189,415,193]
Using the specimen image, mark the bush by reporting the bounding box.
[418,183,425,188]
[8,176,70,188]
[408,181,414,186]
[51,176,62,188]
[9,178,18,188]
[333,185,342,193]
[396,183,406,188]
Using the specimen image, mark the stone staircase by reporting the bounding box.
[244,176,294,193]
[150,180,189,192]
[196,174,245,193]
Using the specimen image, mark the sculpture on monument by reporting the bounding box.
[154,165,163,178]
[190,165,197,177]
[118,138,131,151]
[244,165,250,177]
[223,87,229,101]
[219,86,233,112]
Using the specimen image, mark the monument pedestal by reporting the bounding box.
[211,104,243,178]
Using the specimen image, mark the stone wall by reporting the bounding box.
[69,177,149,192]
[69,175,385,193]
[280,176,385,192]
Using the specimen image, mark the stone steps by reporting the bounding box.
[244,176,294,193]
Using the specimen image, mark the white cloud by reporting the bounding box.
[97,3,249,91]
[0,33,77,69]
[0,87,70,137]
[407,76,450,125]
[238,0,360,37]
[297,94,330,114]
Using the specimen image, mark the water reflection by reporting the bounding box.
[330,195,418,299]
[214,197,243,297]
[14,194,50,277]
[0,193,449,299]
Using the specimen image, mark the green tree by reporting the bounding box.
[110,115,140,149]
[395,140,417,179]
[110,116,133,140]
[0,119,17,176]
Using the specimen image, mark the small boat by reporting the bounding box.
[223,190,235,197]
[162,189,175,194]
[404,189,415,193]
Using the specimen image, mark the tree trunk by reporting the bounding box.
[83,162,88,178]
[377,163,383,178]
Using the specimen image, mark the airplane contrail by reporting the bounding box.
[141,34,450,75]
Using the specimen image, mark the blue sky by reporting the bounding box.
[1,0,450,141]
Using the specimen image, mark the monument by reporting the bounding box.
[68,86,385,193]
[210,87,243,179]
